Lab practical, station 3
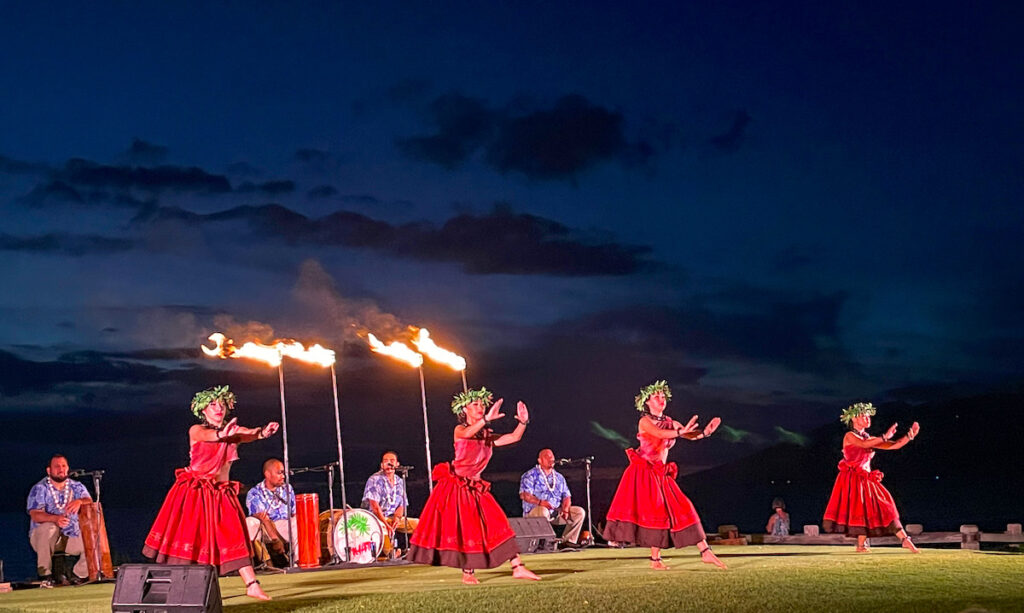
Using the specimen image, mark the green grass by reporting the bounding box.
[2,546,1023,613]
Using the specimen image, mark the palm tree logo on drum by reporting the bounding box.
[345,513,371,536]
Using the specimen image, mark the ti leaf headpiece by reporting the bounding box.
[191,385,236,419]
[451,387,493,415]
[840,401,876,425]
[635,380,672,411]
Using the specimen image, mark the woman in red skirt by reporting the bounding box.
[604,380,726,570]
[143,386,279,600]
[822,402,920,553]
[409,387,541,585]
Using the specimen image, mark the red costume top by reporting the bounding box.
[188,438,239,478]
[143,434,253,574]
[822,431,903,536]
[637,421,675,460]
[604,415,707,548]
[409,429,519,569]
[452,435,493,479]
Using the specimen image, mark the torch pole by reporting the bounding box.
[278,363,296,569]
[460,369,468,393]
[330,363,351,562]
[419,366,433,493]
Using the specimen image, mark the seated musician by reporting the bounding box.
[245,458,297,561]
[26,454,92,585]
[362,451,418,544]
[520,448,587,547]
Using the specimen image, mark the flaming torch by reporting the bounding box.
[367,333,436,492]
[411,327,468,392]
[202,333,350,567]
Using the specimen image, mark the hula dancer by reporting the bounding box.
[604,381,726,570]
[822,402,920,553]
[142,386,279,600]
[408,387,541,584]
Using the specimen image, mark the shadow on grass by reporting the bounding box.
[228,595,359,612]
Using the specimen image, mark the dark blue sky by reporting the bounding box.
[2,1,1022,522]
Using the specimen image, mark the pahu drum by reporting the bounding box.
[295,493,321,568]
[325,509,388,564]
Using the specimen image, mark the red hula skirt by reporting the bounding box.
[408,462,519,569]
[822,460,903,537]
[142,468,253,575]
[604,448,707,548]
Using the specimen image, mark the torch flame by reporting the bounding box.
[279,340,336,367]
[367,333,424,368]
[201,333,335,368]
[411,328,466,371]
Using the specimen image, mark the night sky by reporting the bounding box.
[2,2,1022,576]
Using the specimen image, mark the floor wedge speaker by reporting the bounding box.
[509,517,558,554]
[111,564,222,613]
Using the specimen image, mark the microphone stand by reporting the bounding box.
[583,457,594,546]
[395,466,412,558]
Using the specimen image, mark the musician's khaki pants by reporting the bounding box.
[30,523,88,578]
[527,505,586,544]
[246,516,299,544]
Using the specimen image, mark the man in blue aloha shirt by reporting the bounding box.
[245,458,297,562]
[26,454,92,583]
[520,448,586,546]
[362,451,418,554]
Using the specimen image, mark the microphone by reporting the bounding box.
[69,469,103,478]
[394,465,415,471]
[556,458,573,466]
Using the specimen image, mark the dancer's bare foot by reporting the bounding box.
[700,546,727,569]
[650,556,669,570]
[901,536,920,553]
[512,563,541,580]
[462,570,479,585]
[246,580,271,600]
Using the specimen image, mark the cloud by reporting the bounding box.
[485,94,629,180]
[0,153,50,175]
[295,148,331,164]
[709,110,751,152]
[396,92,496,169]
[307,185,338,199]
[121,138,169,165]
[0,232,134,256]
[292,259,406,341]
[237,179,296,195]
[226,161,262,177]
[560,286,857,377]
[134,202,655,276]
[397,92,654,181]
[0,349,167,396]
[57,158,231,193]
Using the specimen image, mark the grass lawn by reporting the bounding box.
[2,546,1022,613]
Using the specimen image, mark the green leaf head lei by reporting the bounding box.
[191,385,236,419]
[840,401,876,425]
[635,380,672,411]
[451,387,493,416]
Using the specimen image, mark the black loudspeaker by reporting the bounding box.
[509,517,558,554]
[111,564,222,613]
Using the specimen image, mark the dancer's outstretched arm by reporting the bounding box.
[494,402,529,446]
[456,398,504,439]
[844,422,919,450]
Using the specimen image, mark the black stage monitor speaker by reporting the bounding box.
[509,517,558,554]
[111,564,222,613]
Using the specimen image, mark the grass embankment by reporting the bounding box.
[2,546,1022,613]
